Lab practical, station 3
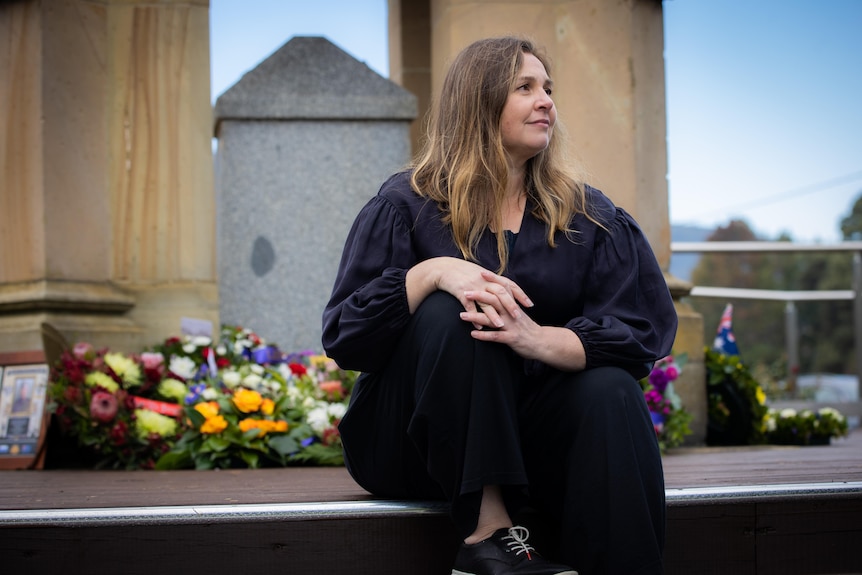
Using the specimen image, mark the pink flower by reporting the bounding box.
[319,380,344,399]
[90,391,119,423]
[73,342,94,359]
[664,366,679,381]
[140,352,164,370]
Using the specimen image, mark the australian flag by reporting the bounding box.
[713,303,740,356]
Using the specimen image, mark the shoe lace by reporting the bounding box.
[502,526,535,560]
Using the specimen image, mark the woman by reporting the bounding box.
[322,36,677,575]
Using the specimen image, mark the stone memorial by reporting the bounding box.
[214,36,416,353]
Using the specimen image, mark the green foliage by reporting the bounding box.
[704,347,769,445]
[765,407,849,445]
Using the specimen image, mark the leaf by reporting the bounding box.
[204,435,231,452]
[268,434,299,456]
[155,451,192,470]
[240,450,260,468]
[291,443,345,466]
[186,407,206,427]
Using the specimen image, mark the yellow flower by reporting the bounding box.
[104,352,142,386]
[134,409,178,439]
[194,401,220,419]
[261,398,275,415]
[85,371,119,393]
[233,388,263,413]
[200,415,228,434]
[755,387,766,405]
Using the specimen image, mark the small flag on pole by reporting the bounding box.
[713,303,740,356]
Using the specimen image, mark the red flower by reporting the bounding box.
[63,385,82,404]
[90,391,119,423]
[216,357,231,368]
[110,421,128,446]
[289,362,307,376]
[322,426,341,446]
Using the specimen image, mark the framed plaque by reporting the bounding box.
[0,363,50,469]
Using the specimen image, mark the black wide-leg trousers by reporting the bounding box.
[338,292,666,575]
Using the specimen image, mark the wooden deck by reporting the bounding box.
[1,430,861,574]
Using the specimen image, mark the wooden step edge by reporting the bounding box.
[3,482,860,528]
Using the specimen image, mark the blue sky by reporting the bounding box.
[211,0,862,243]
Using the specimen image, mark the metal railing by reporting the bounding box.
[671,241,862,416]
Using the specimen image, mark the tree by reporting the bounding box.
[689,190,862,379]
[690,220,786,373]
[841,194,862,240]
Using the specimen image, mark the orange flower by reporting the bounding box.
[200,414,228,434]
[238,418,289,437]
[261,398,275,415]
[233,388,263,413]
[194,401,220,419]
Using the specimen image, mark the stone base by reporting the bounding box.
[0,312,143,358]
[0,280,219,358]
[667,273,707,446]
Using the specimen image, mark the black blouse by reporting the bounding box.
[322,171,678,378]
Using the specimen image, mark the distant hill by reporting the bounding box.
[669,224,712,281]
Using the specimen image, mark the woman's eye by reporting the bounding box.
[544,88,553,96]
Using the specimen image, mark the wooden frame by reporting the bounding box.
[0,351,49,470]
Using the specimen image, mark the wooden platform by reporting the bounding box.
[2,431,861,575]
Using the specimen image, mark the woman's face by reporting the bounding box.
[500,52,556,168]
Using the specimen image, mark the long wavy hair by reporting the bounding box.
[410,36,593,272]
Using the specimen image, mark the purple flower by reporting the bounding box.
[185,383,207,404]
[649,368,669,392]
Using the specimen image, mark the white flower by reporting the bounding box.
[169,355,197,380]
[182,343,197,354]
[819,407,844,421]
[221,370,241,389]
[306,406,331,434]
[766,417,777,432]
[328,402,347,420]
[190,335,212,347]
[779,408,797,419]
[278,364,292,380]
[216,344,227,356]
[242,372,263,389]
[202,387,219,400]
[250,363,264,375]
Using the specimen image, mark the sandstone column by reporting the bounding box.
[0,0,217,354]
[389,0,706,444]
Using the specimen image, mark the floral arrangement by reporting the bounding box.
[47,325,358,470]
[47,344,182,469]
[704,347,769,445]
[764,407,849,446]
[639,354,693,450]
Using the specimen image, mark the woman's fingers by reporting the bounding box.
[463,292,505,328]
[478,270,532,317]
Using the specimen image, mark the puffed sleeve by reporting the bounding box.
[321,194,416,372]
[565,207,678,379]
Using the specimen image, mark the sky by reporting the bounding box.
[210,0,862,243]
